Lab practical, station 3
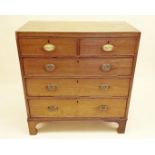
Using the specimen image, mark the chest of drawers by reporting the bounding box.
[16,21,140,135]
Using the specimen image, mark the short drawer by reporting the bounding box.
[29,98,126,118]
[26,78,130,97]
[19,38,77,56]
[80,37,137,56]
[23,58,133,76]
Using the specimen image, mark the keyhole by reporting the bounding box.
[77,60,79,64]
[77,100,79,104]
[47,40,50,43]
[107,40,110,44]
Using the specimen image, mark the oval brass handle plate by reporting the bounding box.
[100,64,112,72]
[47,106,58,112]
[98,105,109,111]
[43,43,56,52]
[102,44,114,52]
[47,84,57,91]
[99,84,110,90]
[44,64,55,72]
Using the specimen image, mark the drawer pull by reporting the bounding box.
[99,84,110,90]
[43,43,56,52]
[47,84,57,91]
[100,64,112,71]
[102,44,114,52]
[45,64,55,71]
[48,106,58,112]
[98,105,109,111]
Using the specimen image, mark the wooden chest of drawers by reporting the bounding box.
[16,21,140,135]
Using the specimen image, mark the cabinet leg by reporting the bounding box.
[117,120,127,133]
[28,121,38,135]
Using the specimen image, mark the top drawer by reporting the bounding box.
[80,37,137,56]
[18,38,77,56]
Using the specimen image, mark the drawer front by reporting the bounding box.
[77,58,133,76]
[29,99,126,118]
[26,79,77,96]
[26,78,130,97]
[19,38,77,56]
[80,37,136,56]
[23,58,133,76]
[23,58,77,76]
[76,78,130,97]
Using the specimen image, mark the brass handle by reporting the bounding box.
[102,44,114,52]
[47,106,58,112]
[43,43,56,52]
[100,64,112,72]
[44,64,55,71]
[98,105,109,111]
[47,84,57,91]
[99,84,110,90]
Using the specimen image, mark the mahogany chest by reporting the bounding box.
[16,21,140,135]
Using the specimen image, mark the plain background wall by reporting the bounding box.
[0,15,155,138]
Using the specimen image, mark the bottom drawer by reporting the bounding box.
[29,98,126,118]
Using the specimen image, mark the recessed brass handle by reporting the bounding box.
[44,64,55,72]
[99,84,110,90]
[47,106,58,112]
[100,64,112,72]
[102,44,114,52]
[43,43,56,52]
[47,84,57,91]
[98,105,109,111]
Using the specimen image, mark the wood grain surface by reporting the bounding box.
[29,98,126,117]
[26,78,130,97]
[80,37,136,56]
[19,38,77,56]
[23,58,133,76]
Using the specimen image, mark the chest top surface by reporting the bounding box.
[17,21,139,32]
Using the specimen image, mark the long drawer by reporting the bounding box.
[29,98,127,118]
[26,78,130,97]
[23,58,133,76]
